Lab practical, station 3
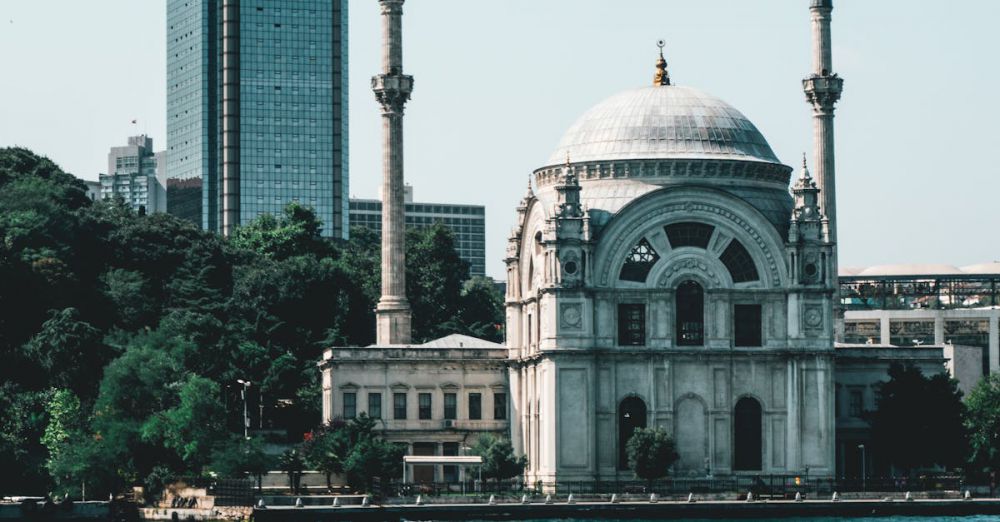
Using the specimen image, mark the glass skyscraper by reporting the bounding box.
[166,0,349,238]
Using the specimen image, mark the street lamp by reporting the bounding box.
[237,379,251,439]
[857,444,866,492]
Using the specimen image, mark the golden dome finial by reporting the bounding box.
[654,39,670,86]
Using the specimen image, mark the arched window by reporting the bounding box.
[676,281,704,346]
[619,238,659,283]
[719,239,759,283]
[734,397,763,471]
[618,396,647,470]
[665,222,715,249]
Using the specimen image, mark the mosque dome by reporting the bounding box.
[547,84,782,167]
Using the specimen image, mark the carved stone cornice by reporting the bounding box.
[803,74,843,114]
[533,158,791,188]
[372,74,413,114]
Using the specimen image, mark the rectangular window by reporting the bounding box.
[342,392,356,419]
[418,392,432,420]
[849,389,864,417]
[368,393,381,419]
[734,304,762,347]
[494,393,507,420]
[393,392,407,420]
[444,393,457,420]
[618,304,646,346]
[469,393,482,420]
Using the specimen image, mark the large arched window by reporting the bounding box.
[618,396,648,470]
[665,222,715,249]
[619,238,660,283]
[719,239,759,283]
[734,397,763,471]
[676,281,704,346]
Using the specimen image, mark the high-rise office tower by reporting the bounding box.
[166,0,349,238]
[100,135,167,214]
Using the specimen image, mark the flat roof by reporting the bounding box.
[403,456,483,465]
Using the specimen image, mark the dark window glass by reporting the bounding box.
[469,393,482,420]
[665,222,715,249]
[418,393,432,420]
[734,304,762,347]
[444,393,457,420]
[676,281,704,346]
[617,304,646,346]
[368,393,381,419]
[719,240,759,283]
[494,393,507,420]
[619,238,659,282]
[393,392,407,420]
[343,392,356,419]
[849,389,864,417]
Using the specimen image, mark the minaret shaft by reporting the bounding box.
[373,0,413,345]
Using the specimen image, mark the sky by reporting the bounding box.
[0,1,998,278]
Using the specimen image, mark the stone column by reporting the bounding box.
[372,0,413,345]
[221,0,240,236]
[803,0,844,340]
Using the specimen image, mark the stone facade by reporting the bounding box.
[319,335,508,482]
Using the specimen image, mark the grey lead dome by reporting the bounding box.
[547,85,782,166]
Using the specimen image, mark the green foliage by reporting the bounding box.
[406,224,470,342]
[22,308,111,399]
[208,436,273,490]
[303,422,351,490]
[279,448,306,494]
[965,373,1000,473]
[869,363,968,474]
[0,147,506,494]
[229,203,331,260]
[625,427,679,485]
[469,434,527,488]
[141,375,227,470]
[342,436,406,494]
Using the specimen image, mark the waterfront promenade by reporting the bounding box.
[254,498,1000,521]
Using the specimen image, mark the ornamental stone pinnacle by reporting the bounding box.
[373,0,413,345]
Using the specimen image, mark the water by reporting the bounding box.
[466,518,1000,522]
[468,515,1000,522]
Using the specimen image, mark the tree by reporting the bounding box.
[21,308,111,399]
[469,434,527,491]
[405,224,470,342]
[142,375,228,471]
[302,422,351,490]
[208,436,274,491]
[625,427,679,490]
[456,276,505,343]
[229,203,332,260]
[342,436,406,494]
[279,448,305,494]
[966,373,1000,475]
[869,363,967,475]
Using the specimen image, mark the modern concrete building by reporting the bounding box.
[82,179,101,202]
[841,263,1000,377]
[350,186,487,277]
[166,0,349,238]
[99,135,166,214]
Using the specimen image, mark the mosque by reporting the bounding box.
[321,0,965,485]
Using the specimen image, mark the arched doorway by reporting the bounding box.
[734,397,763,471]
[676,281,704,346]
[618,396,647,470]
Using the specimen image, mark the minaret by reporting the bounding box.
[372,0,413,345]
[802,0,843,242]
[802,0,844,339]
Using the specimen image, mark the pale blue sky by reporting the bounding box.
[0,1,997,278]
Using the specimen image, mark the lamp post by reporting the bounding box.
[857,443,866,492]
[237,379,251,439]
